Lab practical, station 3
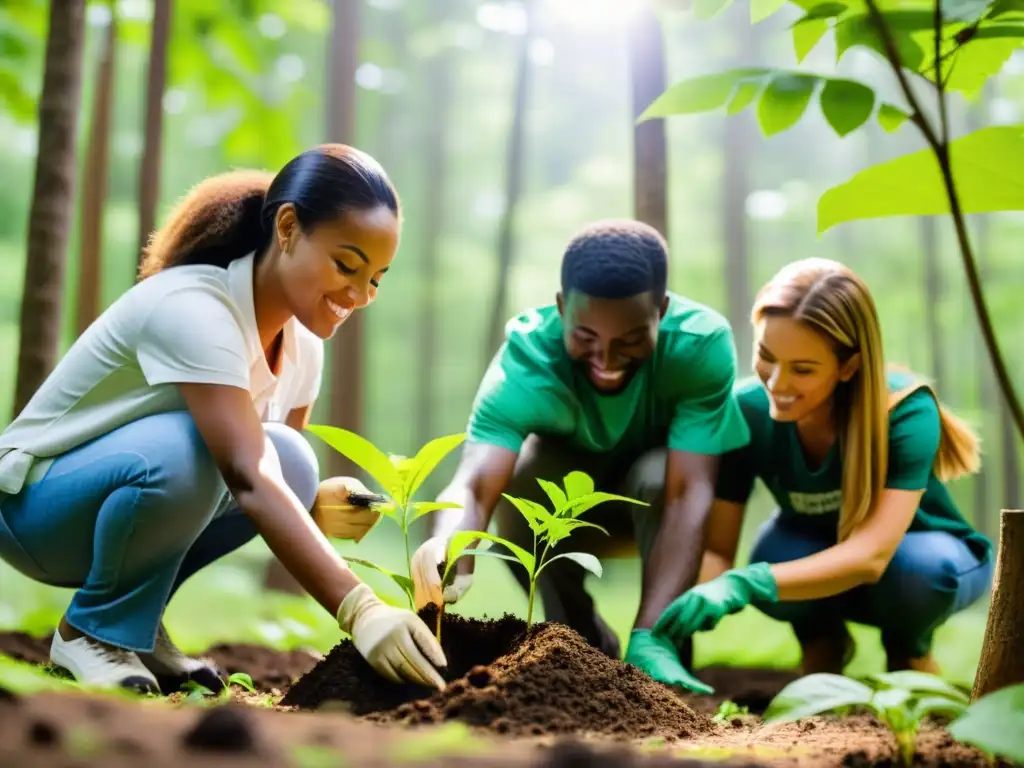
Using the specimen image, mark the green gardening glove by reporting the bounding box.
[624,629,714,695]
[652,562,779,645]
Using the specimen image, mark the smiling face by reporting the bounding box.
[754,315,860,423]
[275,203,400,339]
[557,290,664,394]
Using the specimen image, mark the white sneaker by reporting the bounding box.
[138,623,225,694]
[50,628,159,694]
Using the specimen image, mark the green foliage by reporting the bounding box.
[442,470,648,627]
[712,699,750,721]
[307,426,466,608]
[765,671,969,766]
[947,683,1024,763]
[180,671,264,706]
[818,125,1024,232]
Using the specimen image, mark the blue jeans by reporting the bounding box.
[749,512,994,658]
[0,411,319,653]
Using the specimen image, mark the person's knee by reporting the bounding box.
[750,515,831,566]
[263,423,320,511]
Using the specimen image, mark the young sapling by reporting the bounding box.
[306,425,466,609]
[439,470,649,633]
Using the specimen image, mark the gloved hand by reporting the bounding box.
[652,562,778,644]
[313,476,382,542]
[411,535,474,611]
[336,583,448,690]
[624,629,713,695]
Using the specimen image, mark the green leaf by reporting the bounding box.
[344,557,415,601]
[405,433,466,501]
[948,683,1024,763]
[911,695,968,722]
[727,80,764,114]
[694,0,735,19]
[757,74,818,136]
[538,551,604,578]
[871,686,913,718]
[227,672,256,693]
[752,0,788,22]
[445,530,535,580]
[563,491,650,519]
[408,501,463,524]
[764,673,874,722]
[536,478,567,514]
[562,471,595,501]
[941,0,992,23]
[793,17,830,61]
[639,68,767,120]
[974,23,1024,37]
[794,2,850,22]
[943,37,1020,96]
[834,13,927,71]
[305,425,402,499]
[819,78,875,137]
[869,671,970,703]
[878,102,910,132]
[455,549,523,567]
[818,126,1024,233]
[502,494,555,535]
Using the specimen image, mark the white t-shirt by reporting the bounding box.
[0,252,324,495]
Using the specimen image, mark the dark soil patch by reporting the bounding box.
[680,666,801,715]
[0,630,50,665]
[283,607,716,740]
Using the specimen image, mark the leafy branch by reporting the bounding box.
[862,0,1024,442]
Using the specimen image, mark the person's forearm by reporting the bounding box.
[770,537,883,602]
[236,472,362,617]
[432,480,490,538]
[634,482,715,629]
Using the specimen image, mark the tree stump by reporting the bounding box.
[970,509,1024,701]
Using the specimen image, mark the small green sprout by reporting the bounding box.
[947,682,1024,764]
[306,425,466,609]
[764,670,970,766]
[713,699,750,722]
[181,671,261,705]
[442,470,648,629]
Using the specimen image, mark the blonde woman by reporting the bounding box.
[630,258,993,691]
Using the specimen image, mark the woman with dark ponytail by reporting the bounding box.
[0,145,448,694]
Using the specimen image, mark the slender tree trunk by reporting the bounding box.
[12,0,87,419]
[77,11,117,337]
[326,0,362,478]
[484,0,533,359]
[971,509,1024,700]
[416,4,452,449]
[135,0,171,270]
[919,217,944,392]
[627,6,668,238]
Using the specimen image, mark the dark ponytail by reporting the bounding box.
[137,144,400,282]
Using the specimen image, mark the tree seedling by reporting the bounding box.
[947,682,1024,765]
[764,670,970,766]
[180,672,262,706]
[306,425,466,609]
[440,470,648,632]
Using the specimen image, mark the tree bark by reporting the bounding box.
[484,0,533,359]
[12,0,87,419]
[416,3,452,449]
[627,6,668,238]
[971,509,1024,700]
[77,11,117,337]
[135,0,171,271]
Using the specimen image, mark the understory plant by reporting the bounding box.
[306,425,466,609]
[764,670,970,766]
[947,682,1024,764]
[440,470,649,630]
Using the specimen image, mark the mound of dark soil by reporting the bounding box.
[282,608,716,740]
[202,643,320,693]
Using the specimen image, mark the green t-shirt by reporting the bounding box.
[715,371,992,562]
[466,292,751,459]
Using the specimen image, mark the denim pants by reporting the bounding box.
[749,512,994,658]
[0,411,319,653]
[493,436,668,660]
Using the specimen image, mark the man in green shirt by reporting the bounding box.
[410,220,750,691]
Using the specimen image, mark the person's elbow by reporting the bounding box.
[860,543,899,584]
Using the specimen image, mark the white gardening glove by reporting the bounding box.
[336,583,448,690]
[313,476,382,542]
[411,535,474,611]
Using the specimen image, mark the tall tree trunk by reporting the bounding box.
[484,1,533,359]
[326,0,362,478]
[720,5,756,369]
[627,6,668,237]
[971,509,1024,699]
[12,0,87,419]
[77,11,117,337]
[266,0,361,595]
[135,0,171,270]
[919,217,944,392]
[416,5,452,449]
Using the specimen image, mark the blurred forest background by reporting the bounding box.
[0,0,1021,683]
